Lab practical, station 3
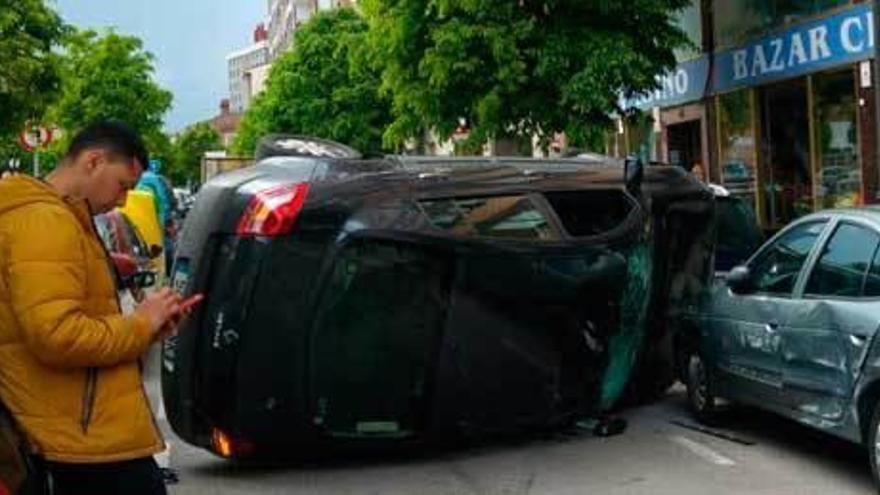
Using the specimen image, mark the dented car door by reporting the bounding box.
[707,220,829,406]
[782,220,880,424]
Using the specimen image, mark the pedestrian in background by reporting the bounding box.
[0,121,199,495]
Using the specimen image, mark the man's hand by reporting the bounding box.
[135,288,183,339]
[156,293,205,341]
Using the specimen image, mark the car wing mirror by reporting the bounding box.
[726,265,753,294]
[149,244,163,259]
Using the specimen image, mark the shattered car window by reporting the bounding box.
[750,220,827,295]
[420,195,559,241]
[544,190,633,237]
[805,223,880,298]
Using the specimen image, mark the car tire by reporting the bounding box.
[866,399,880,490]
[686,353,718,424]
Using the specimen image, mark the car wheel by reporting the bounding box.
[866,400,880,489]
[686,353,718,424]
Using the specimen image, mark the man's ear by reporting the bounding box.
[81,150,104,174]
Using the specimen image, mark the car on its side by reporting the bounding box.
[682,207,880,486]
[162,135,716,459]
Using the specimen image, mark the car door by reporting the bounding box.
[782,219,880,423]
[704,219,829,407]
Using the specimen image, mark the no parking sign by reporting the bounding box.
[18,122,53,152]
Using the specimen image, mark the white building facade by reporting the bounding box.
[267,0,354,60]
[226,40,270,113]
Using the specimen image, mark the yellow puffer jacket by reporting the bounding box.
[0,176,163,463]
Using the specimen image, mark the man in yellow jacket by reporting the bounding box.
[0,122,191,495]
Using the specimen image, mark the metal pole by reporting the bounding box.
[33,151,40,178]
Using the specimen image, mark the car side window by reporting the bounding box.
[861,236,880,297]
[749,221,827,296]
[420,195,561,241]
[805,223,880,298]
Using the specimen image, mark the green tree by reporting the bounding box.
[232,8,392,157]
[360,0,690,150]
[170,122,221,186]
[45,29,173,170]
[0,0,66,160]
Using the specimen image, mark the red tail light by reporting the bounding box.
[236,182,310,236]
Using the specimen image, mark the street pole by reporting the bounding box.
[33,151,40,178]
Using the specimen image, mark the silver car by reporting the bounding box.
[682,207,880,486]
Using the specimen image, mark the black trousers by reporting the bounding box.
[32,457,166,495]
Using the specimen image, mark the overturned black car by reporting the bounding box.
[162,136,716,459]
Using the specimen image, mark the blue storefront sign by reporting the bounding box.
[625,55,710,111]
[714,3,874,93]
[625,4,875,111]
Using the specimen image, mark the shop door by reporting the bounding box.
[760,79,812,229]
[667,120,703,177]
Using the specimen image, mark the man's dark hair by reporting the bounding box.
[65,121,149,170]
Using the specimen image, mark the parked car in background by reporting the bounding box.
[681,207,880,487]
[94,210,159,304]
[162,135,716,460]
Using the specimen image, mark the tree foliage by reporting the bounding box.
[170,122,221,186]
[360,0,691,149]
[0,0,66,159]
[232,8,392,157]
[46,29,173,166]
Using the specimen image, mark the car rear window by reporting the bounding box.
[543,190,634,237]
[420,195,561,241]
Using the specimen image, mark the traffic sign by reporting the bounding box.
[18,122,53,152]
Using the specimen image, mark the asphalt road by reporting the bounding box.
[141,350,876,495]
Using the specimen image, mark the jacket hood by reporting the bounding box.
[0,175,64,216]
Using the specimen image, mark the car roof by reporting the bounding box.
[789,207,880,229]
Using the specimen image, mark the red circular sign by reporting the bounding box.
[18,122,53,151]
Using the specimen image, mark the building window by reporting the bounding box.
[813,68,860,208]
[713,0,852,48]
[717,89,758,207]
[674,0,702,61]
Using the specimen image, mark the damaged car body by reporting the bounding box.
[162,136,715,459]
[682,208,880,484]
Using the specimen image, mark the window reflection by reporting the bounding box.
[714,0,851,48]
[718,90,758,206]
[420,196,559,241]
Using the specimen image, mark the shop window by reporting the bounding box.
[717,90,758,206]
[713,0,851,48]
[814,69,860,209]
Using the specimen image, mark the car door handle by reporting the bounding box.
[765,322,779,333]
